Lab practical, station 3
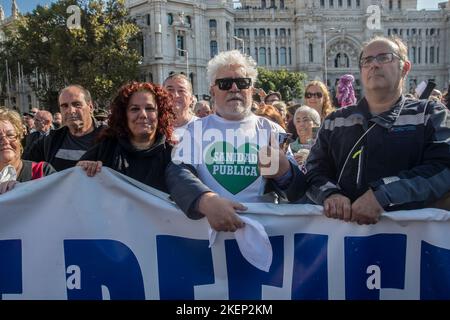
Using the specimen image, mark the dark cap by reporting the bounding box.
[23,111,36,118]
[264,91,282,103]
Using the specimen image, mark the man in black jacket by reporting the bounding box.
[23,85,105,171]
[306,36,450,224]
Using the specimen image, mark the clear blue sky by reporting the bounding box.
[0,0,444,16]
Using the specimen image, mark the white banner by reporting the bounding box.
[0,167,449,300]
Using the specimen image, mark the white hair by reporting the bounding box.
[294,105,321,127]
[207,50,258,86]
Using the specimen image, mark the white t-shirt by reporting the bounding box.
[173,115,199,142]
[172,113,286,203]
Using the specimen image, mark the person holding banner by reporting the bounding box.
[167,50,307,232]
[77,82,175,193]
[0,108,55,194]
[306,36,450,224]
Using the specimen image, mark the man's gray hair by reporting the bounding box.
[294,105,321,127]
[207,50,258,86]
[59,85,93,104]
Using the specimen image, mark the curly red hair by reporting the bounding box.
[100,82,175,143]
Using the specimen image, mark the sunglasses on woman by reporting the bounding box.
[215,78,252,90]
[305,92,323,99]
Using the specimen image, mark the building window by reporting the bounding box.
[227,42,230,50]
[226,21,230,34]
[309,43,314,62]
[347,0,351,7]
[210,41,218,58]
[146,14,151,26]
[238,28,245,37]
[280,0,285,9]
[430,46,434,64]
[418,47,421,64]
[275,29,278,36]
[246,29,250,36]
[209,19,217,28]
[437,47,439,63]
[320,0,325,7]
[398,0,401,9]
[186,16,191,26]
[411,47,416,63]
[389,0,393,10]
[338,0,343,7]
[255,48,258,63]
[430,28,435,35]
[288,29,291,36]
[289,47,292,64]
[329,0,334,7]
[276,47,279,65]
[168,13,173,25]
[267,29,270,36]
[259,28,265,36]
[280,47,287,65]
[254,29,258,36]
[177,35,185,54]
[259,47,266,65]
[356,0,360,7]
[425,46,428,63]
[261,0,266,8]
[280,28,286,36]
[270,0,275,7]
[268,47,272,65]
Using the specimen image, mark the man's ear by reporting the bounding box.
[401,60,411,78]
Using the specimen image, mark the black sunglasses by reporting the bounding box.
[215,78,252,90]
[305,92,323,99]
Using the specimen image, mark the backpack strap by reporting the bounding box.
[31,161,45,180]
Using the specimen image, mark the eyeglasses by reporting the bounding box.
[359,52,402,68]
[215,78,252,90]
[305,92,323,99]
[0,133,17,142]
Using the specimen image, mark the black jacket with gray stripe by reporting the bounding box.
[306,96,450,211]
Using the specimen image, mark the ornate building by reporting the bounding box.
[0,0,41,112]
[127,0,450,98]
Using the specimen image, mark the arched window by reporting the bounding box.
[261,0,266,8]
[334,53,350,68]
[185,15,191,26]
[259,47,266,65]
[280,47,287,65]
[309,43,314,62]
[280,28,286,36]
[210,41,218,58]
[209,19,217,28]
[259,28,265,36]
[167,13,173,25]
[280,0,285,9]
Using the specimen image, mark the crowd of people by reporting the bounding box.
[1,35,449,231]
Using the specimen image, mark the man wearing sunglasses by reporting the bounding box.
[167,50,307,232]
[306,36,450,225]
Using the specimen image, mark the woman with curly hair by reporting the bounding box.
[0,108,55,194]
[304,80,335,120]
[77,82,175,192]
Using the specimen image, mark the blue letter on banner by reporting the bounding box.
[226,236,283,300]
[0,240,22,299]
[157,236,214,299]
[292,234,328,300]
[421,241,450,300]
[345,234,406,300]
[64,240,145,300]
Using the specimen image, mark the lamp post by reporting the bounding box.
[324,27,341,88]
[233,36,245,53]
[176,48,189,76]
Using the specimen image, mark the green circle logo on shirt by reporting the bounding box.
[205,142,260,194]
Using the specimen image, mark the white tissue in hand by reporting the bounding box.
[0,165,17,183]
[235,216,273,272]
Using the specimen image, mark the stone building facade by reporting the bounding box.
[127,0,450,98]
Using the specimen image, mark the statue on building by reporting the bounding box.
[12,0,20,18]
